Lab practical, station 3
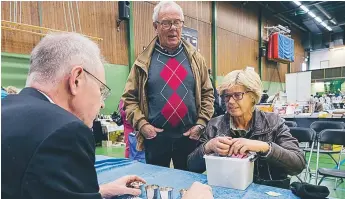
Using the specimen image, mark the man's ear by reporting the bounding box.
[68,66,84,96]
[153,22,158,34]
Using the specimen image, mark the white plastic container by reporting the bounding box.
[204,154,254,190]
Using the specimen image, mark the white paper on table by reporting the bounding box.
[265,191,282,197]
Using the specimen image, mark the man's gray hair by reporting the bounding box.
[26,32,104,87]
[152,1,184,22]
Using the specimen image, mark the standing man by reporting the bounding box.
[122,1,214,170]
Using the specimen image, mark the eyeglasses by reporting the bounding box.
[156,19,184,30]
[83,68,111,101]
[221,91,250,101]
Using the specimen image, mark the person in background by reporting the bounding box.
[260,90,269,104]
[122,1,214,170]
[1,87,8,99]
[6,86,18,94]
[314,102,324,112]
[119,99,146,162]
[187,68,305,189]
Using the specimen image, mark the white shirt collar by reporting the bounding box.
[37,90,55,104]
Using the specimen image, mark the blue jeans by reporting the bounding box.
[128,132,146,163]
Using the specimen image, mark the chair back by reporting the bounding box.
[285,121,297,127]
[310,121,345,133]
[289,127,316,143]
[318,129,345,145]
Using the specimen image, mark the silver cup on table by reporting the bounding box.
[145,184,160,199]
[179,189,187,198]
[130,181,146,198]
[159,187,173,199]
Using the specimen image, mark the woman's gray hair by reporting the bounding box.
[152,1,184,22]
[26,32,104,87]
[218,68,263,105]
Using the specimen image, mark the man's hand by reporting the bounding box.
[183,125,204,140]
[204,136,232,156]
[182,182,213,199]
[227,138,270,156]
[99,175,146,198]
[140,124,163,139]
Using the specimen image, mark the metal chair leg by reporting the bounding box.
[334,146,343,189]
[316,141,320,185]
[305,142,314,182]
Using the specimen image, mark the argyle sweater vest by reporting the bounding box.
[147,42,197,137]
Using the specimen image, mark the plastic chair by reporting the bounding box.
[316,129,345,189]
[289,127,316,182]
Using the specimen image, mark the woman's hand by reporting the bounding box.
[227,138,270,156]
[204,136,232,156]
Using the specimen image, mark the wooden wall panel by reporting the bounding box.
[133,1,156,57]
[291,27,305,73]
[2,1,128,65]
[177,1,211,24]
[216,2,259,77]
[1,1,41,54]
[217,2,258,41]
[217,27,259,76]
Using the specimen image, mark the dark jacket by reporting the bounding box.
[1,88,102,199]
[187,109,305,189]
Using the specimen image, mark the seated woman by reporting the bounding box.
[187,68,305,189]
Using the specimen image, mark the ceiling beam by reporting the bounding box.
[257,2,308,32]
[273,1,325,16]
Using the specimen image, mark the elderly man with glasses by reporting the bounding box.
[122,1,214,171]
[1,32,148,199]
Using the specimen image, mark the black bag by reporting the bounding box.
[111,103,123,126]
[290,182,330,199]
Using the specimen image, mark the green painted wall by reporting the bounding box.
[1,52,129,114]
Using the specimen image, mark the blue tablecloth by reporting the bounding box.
[95,155,299,199]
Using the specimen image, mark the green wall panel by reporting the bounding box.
[1,52,129,115]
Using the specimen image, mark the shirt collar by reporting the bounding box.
[37,90,55,104]
[155,40,183,55]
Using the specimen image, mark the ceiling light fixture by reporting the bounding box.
[300,5,309,12]
[293,0,302,6]
[315,17,322,23]
[308,11,316,18]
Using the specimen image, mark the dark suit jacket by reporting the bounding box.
[1,87,102,199]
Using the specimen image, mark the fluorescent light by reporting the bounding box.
[330,19,337,25]
[300,5,309,12]
[321,22,327,27]
[315,17,322,23]
[326,26,332,31]
[308,11,316,18]
[293,0,302,6]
